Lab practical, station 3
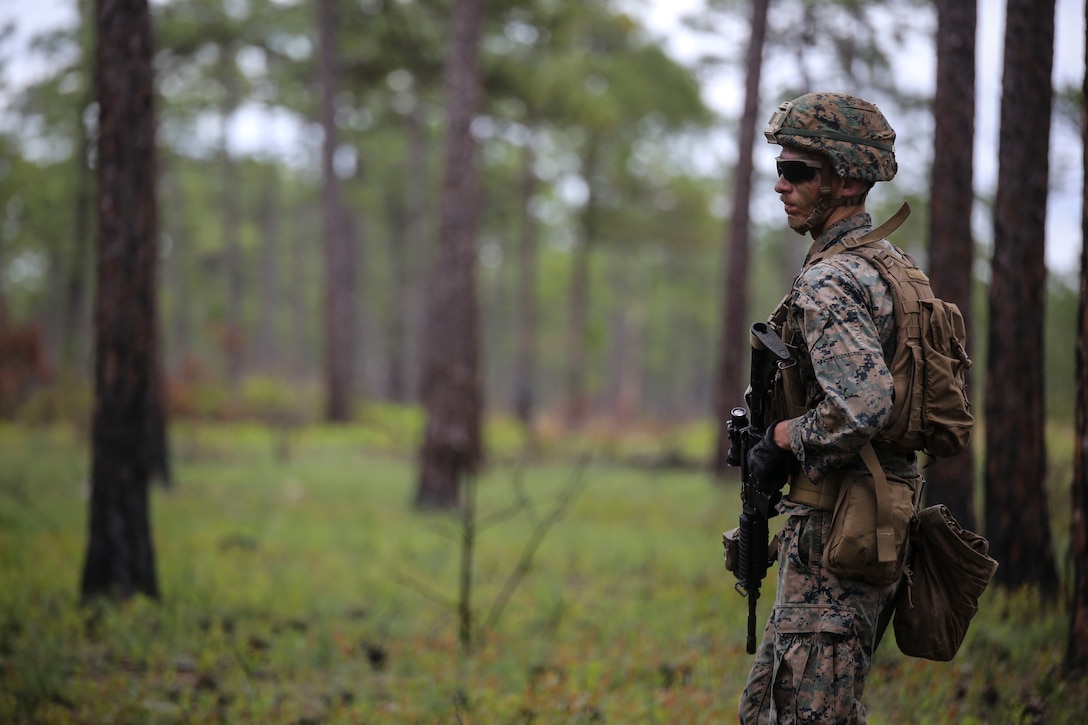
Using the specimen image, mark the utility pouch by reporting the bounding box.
[722,528,739,574]
[893,504,998,661]
[822,445,919,586]
[722,528,779,577]
[767,296,807,422]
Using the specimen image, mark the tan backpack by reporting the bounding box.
[805,202,975,457]
[786,204,977,590]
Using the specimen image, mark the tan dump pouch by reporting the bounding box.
[893,504,998,661]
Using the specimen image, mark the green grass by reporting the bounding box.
[0,421,1084,723]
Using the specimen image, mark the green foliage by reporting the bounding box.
[1,423,1086,723]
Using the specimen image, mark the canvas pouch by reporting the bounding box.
[893,504,998,661]
[722,528,779,577]
[822,446,919,586]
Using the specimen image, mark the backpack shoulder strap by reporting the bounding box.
[807,201,913,267]
[804,201,933,335]
[842,201,913,249]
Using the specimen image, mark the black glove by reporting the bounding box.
[746,422,796,496]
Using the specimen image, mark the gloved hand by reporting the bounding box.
[746,422,796,494]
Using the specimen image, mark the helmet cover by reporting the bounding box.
[764,92,897,183]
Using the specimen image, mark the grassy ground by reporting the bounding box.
[0,420,1085,723]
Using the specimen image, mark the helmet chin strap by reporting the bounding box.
[791,157,868,236]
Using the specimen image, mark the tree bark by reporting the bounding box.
[712,0,770,476]
[405,104,431,403]
[220,56,244,389]
[255,167,281,372]
[984,0,1058,598]
[81,0,162,602]
[60,79,95,376]
[1063,0,1088,678]
[605,252,643,421]
[385,185,410,402]
[926,0,978,527]
[415,0,485,510]
[318,0,357,421]
[289,201,313,380]
[160,152,191,375]
[513,139,539,429]
[565,136,600,429]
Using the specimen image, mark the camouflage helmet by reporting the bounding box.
[764,92,897,183]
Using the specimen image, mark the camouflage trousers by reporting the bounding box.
[738,510,898,724]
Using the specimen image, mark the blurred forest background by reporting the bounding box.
[0,0,1080,436]
[5,0,1088,721]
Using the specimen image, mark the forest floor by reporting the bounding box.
[0,418,1084,723]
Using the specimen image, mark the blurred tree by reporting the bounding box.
[711,0,769,478]
[219,48,244,389]
[1066,0,1088,675]
[2,6,94,374]
[335,0,448,405]
[154,0,314,385]
[984,0,1058,598]
[2,0,1078,443]
[513,137,540,429]
[318,0,357,422]
[525,6,710,427]
[469,106,720,429]
[416,0,486,509]
[481,2,591,429]
[925,0,977,526]
[255,165,282,371]
[58,0,95,376]
[157,0,252,387]
[81,0,163,601]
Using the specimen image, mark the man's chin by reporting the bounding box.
[786,216,808,234]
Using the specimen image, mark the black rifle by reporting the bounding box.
[727,322,792,654]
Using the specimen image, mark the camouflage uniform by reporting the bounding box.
[735,92,918,723]
[737,212,919,724]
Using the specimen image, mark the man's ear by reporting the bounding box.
[838,177,868,196]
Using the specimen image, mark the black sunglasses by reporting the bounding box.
[775,157,821,184]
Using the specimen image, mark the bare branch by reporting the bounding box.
[481,456,591,636]
[393,571,457,611]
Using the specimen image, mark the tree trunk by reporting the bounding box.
[926,0,978,528]
[81,0,161,602]
[565,136,600,429]
[60,83,95,377]
[712,0,770,476]
[513,139,539,429]
[255,167,281,372]
[606,251,643,421]
[160,152,191,374]
[1064,0,1088,677]
[405,104,431,403]
[220,59,244,389]
[318,0,357,422]
[289,201,313,380]
[984,0,1058,598]
[415,0,485,510]
[385,185,410,401]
